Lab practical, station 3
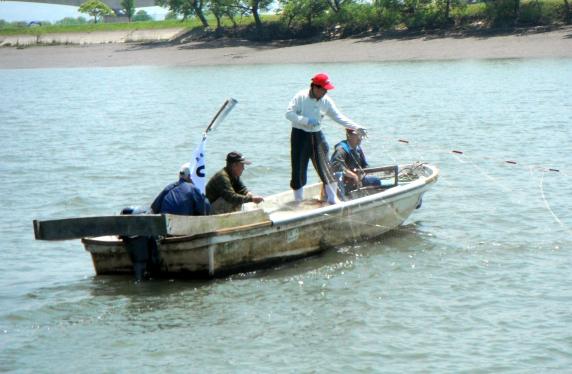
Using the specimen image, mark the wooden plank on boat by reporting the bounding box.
[33,215,168,241]
[165,209,270,237]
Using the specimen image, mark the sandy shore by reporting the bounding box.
[1,26,571,69]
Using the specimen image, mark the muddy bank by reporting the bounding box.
[1,26,570,69]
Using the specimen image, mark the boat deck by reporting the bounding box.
[267,199,329,221]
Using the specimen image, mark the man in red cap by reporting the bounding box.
[285,73,366,204]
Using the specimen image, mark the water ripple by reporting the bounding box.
[1,60,571,372]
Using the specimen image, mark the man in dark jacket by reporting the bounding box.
[331,128,381,198]
[206,151,264,214]
[151,163,210,216]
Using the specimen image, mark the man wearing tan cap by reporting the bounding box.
[206,151,264,214]
[285,73,366,204]
[331,128,382,198]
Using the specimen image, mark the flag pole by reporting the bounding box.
[204,98,238,136]
[190,98,238,194]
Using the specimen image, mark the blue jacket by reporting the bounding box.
[330,140,368,174]
[151,178,210,216]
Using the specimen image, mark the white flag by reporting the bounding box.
[190,136,207,194]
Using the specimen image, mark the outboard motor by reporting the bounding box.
[120,206,160,281]
[120,206,150,215]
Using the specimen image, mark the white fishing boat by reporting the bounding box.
[35,163,438,279]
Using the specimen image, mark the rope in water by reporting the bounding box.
[374,136,571,233]
[390,137,570,177]
[538,171,572,235]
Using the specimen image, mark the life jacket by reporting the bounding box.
[336,140,368,169]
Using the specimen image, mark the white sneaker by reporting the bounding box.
[294,188,304,202]
[325,183,341,205]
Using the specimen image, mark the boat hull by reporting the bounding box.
[82,164,438,278]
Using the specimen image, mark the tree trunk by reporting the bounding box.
[445,0,451,21]
[564,0,571,24]
[327,0,342,13]
[214,14,222,29]
[226,12,238,28]
[513,0,520,26]
[192,0,209,28]
[252,2,263,32]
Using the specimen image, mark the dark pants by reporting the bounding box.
[290,128,334,190]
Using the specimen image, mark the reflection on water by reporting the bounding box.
[1,60,571,372]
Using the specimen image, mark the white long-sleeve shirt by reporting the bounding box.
[285,89,359,133]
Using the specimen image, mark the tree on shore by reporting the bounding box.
[326,0,353,13]
[133,9,153,21]
[281,0,328,28]
[78,0,114,23]
[229,0,272,32]
[191,0,210,27]
[121,0,136,22]
[156,0,209,27]
[209,0,240,29]
[250,0,273,31]
[148,0,569,42]
[513,0,521,25]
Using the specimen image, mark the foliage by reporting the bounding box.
[56,17,89,25]
[121,0,136,22]
[483,0,520,26]
[133,10,153,22]
[164,11,180,20]
[324,2,378,35]
[373,0,403,29]
[280,0,329,29]
[450,2,484,26]
[518,0,565,24]
[325,0,355,13]
[243,0,274,32]
[78,0,115,24]
[1,0,570,39]
[155,0,209,27]
[209,0,243,29]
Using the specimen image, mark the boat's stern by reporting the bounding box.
[82,236,133,275]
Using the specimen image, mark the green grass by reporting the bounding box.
[0,13,274,36]
[0,20,193,36]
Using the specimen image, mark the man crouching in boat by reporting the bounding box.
[150,163,211,216]
[331,128,381,199]
[205,151,264,214]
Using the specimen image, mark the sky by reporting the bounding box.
[0,2,168,22]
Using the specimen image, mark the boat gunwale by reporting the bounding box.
[81,164,439,246]
[271,164,439,226]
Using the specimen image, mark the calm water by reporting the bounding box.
[1,60,571,373]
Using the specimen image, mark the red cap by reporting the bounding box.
[311,73,334,90]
